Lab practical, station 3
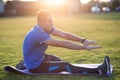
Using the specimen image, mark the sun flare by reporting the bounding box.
[80,0,91,4]
[43,0,67,7]
[80,0,110,4]
[100,0,110,2]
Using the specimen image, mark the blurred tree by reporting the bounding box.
[100,1,111,8]
[91,0,120,11]
[110,0,120,10]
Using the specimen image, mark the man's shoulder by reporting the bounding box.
[33,25,45,33]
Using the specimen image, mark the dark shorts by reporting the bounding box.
[29,54,62,73]
[44,54,62,62]
[29,54,98,74]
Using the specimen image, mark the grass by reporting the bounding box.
[0,12,120,80]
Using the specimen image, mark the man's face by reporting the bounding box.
[42,15,53,29]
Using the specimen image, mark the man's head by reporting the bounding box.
[37,10,53,29]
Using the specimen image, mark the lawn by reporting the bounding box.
[0,12,120,80]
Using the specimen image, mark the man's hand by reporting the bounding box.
[82,39,102,50]
[83,39,97,45]
[84,45,102,50]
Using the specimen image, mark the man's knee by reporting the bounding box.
[45,54,62,61]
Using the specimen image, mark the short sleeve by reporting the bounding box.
[35,31,51,44]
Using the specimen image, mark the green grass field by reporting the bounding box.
[0,12,120,80]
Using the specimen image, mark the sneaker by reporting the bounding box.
[98,56,110,75]
[16,60,26,70]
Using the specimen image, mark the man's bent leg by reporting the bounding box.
[44,54,62,61]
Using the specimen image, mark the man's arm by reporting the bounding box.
[51,28,85,43]
[51,28,97,45]
[44,38,101,50]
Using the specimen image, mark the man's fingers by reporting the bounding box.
[92,41,98,44]
[84,40,98,45]
[86,46,102,50]
[94,46,102,49]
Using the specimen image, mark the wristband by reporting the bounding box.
[82,39,86,43]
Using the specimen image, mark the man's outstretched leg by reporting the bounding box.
[29,61,99,73]
[29,56,110,75]
[45,61,99,73]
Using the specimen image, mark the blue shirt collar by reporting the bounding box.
[35,24,55,34]
[35,24,45,32]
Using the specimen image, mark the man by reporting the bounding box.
[21,10,110,75]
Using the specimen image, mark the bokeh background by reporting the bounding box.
[0,0,120,80]
[0,0,120,16]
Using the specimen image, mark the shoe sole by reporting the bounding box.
[105,56,110,75]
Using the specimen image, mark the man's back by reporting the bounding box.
[23,25,51,69]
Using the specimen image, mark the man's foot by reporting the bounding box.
[16,60,26,70]
[98,56,111,75]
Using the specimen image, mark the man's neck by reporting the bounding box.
[38,24,49,33]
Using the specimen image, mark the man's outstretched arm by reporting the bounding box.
[51,28,97,45]
[51,28,84,42]
[44,38,101,50]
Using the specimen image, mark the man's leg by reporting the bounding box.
[29,61,98,73]
[45,61,98,73]
[16,54,61,70]
[29,56,111,74]
[44,54,62,61]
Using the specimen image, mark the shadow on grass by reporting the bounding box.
[1,71,116,80]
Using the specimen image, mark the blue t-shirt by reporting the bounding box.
[23,25,51,69]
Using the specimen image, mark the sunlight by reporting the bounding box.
[100,0,110,2]
[43,0,67,7]
[21,0,37,1]
[80,0,110,4]
[80,0,91,4]
[3,0,111,4]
